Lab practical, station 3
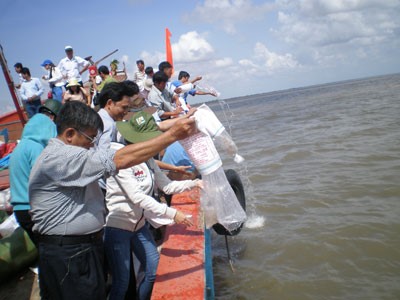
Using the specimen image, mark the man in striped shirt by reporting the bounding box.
[29,101,197,299]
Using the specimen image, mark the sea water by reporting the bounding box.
[205,73,400,300]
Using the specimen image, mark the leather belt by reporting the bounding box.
[36,229,103,245]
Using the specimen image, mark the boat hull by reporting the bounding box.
[0,110,25,142]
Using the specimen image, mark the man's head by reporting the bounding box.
[178,71,190,83]
[152,71,169,92]
[56,101,104,149]
[98,65,110,79]
[98,81,139,121]
[145,66,154,77]
[39,99,62,122]
[65,45,73,59]
[21,67,31,80]
[158,61,173,79]
[136,59,145,71]
[14,63,23,73]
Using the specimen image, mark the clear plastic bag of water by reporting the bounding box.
[200,167,247,231]
[179,104,246,231]
[194,104,244,163]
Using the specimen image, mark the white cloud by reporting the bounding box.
[172,31,214,63]
[134,31,216,83]
[254,42,299,71]
[297,0,399,16]
[140,50,165,69]
[273,0,400,67]
[215,57,233,67]
[136,31,215,71]
[186,0,275,34]
[120,55,130,64]
[275,0,400,47]
[236,42,299,75]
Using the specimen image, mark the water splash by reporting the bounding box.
[244,214,266,229]
[215,99,265,227]
[196,83,221,98]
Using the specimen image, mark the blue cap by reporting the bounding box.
[41,59,53,67]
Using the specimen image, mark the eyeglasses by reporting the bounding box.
[76,129,100,145]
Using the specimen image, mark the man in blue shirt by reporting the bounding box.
[19,67,44,118]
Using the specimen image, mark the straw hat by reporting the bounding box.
[66,78,80,87]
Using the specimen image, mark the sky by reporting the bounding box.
[0,0,399,114]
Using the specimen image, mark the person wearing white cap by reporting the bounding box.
[57,45,89,86]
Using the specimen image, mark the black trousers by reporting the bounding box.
[37,233,106,300]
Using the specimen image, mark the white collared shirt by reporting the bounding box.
[20,78,44,101]
[57,56,89,82]
[43,66,65,87]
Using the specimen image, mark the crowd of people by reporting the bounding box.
[9,45,219,300]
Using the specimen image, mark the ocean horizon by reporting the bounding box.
[1,72,399,116]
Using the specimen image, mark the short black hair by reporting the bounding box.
[123,80,139,96]
[145,66,153,75]
[14,62,23,68]
[152,71,169,84]
[98,81,138,108]
[158,61,172,72]
[56,101,103,134]
[98,65,109,75]
[136,59,144,65]
[178,71,190,80]
[21,67,30,76]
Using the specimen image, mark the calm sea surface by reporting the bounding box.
[206,74,400,300]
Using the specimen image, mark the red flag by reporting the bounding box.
[166,28,173,72]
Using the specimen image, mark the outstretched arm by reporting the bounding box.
[113,116,197,170]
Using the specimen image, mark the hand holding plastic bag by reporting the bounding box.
[179,104,246,232]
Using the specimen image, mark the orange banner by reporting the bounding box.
[166,28,173,72]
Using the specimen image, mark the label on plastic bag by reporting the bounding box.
[180,132,222,175]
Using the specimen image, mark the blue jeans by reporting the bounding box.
[52,86,63,102]
[104,225,160,300]
[25,98,41,118]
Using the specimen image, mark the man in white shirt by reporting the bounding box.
[57,45,89,86]
[20,67,44,118]
[96,80,139,192]
[133,59,145,90]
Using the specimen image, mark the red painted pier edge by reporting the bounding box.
[151,188,211,300]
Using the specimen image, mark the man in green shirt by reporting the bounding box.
[92,65,116,93]
[90,65,116,108]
